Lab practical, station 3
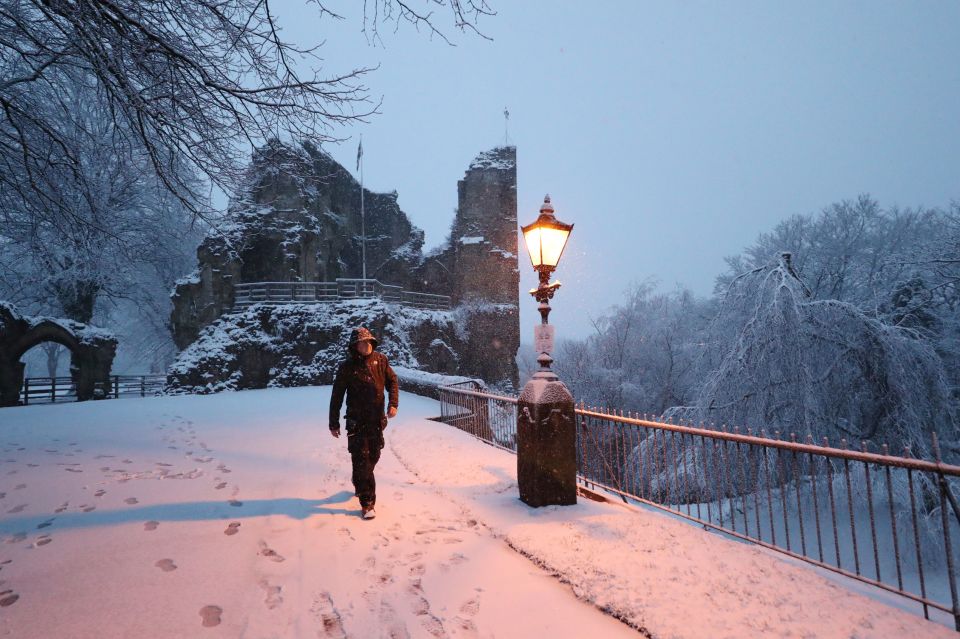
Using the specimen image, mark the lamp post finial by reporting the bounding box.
[540,194,554,216]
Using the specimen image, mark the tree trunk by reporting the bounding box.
[51,278,100,324]
[42,342,62,378]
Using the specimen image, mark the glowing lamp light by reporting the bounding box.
[521,195,573,271]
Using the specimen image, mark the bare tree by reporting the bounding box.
[0,0,494,223]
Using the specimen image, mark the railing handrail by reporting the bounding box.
[438,385,960,476]
[232,279,451,311]
[577,407,960,476]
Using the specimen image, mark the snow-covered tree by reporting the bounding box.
[695,253,956,458]
[0,72,204,372]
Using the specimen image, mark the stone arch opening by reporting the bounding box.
[0,303,116,407]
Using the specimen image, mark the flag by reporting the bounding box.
[356,137,363,171]
[504,107,509,120]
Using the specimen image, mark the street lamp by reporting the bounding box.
[517,194,577,507]
[521,194,574,379]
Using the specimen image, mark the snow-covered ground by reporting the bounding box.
[0,387,955,638]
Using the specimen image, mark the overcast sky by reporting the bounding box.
[270,1,960,340]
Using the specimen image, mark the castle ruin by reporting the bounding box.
[169,142,520,391]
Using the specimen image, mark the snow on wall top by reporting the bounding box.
[0,301,115,345]
[468,146,516,171]
[392,366,486,390]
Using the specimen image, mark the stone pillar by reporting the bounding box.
[0,357,24,407]
[516,377,577,507]
[71,341,116,401]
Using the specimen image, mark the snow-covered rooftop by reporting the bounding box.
[0,388,952,637]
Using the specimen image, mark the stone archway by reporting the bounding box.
[0,302,117,407]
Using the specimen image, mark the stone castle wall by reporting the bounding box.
[170,142,520,391]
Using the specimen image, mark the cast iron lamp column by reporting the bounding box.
[517,195,577,507]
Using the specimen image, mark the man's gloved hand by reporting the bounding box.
[329,426,340,438]
[388,406,398,419]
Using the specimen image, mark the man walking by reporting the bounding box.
[329,327,399,519]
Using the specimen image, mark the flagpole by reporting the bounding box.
[359,135,366,281]
[504,107,509,145]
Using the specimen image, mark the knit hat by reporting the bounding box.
[348,326,379,349]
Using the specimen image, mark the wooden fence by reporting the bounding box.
[19,375,167,405]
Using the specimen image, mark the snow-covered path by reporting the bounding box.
[2,386,957,638]
[0,387,636,638]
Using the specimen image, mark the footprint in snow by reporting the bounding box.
[379,600,412,639]
[440,552,468,572]
[155,558,177,572]
[144,521,160,531]
[224,522,241,536]
[199,604,222,627]
[258,578,283,610]
[258,540,285,562]
[454,595,482,637]
[311,591,346,638]
[0,591,20,607]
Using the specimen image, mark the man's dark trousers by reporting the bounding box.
[347,420,384,509]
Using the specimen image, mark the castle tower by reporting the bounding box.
[450,146,519,305]
[447,146,520,391]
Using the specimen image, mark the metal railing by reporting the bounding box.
[232,279,451,311]
[437,384,960,630]
[19,375,167,405]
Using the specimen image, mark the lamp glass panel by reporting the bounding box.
[523,226,544,267]
[538,226,570,267]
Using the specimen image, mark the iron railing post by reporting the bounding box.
[933,432,960,631]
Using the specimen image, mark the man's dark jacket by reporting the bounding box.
[329,346,399,433]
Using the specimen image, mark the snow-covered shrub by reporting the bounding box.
[165,299,460,394]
